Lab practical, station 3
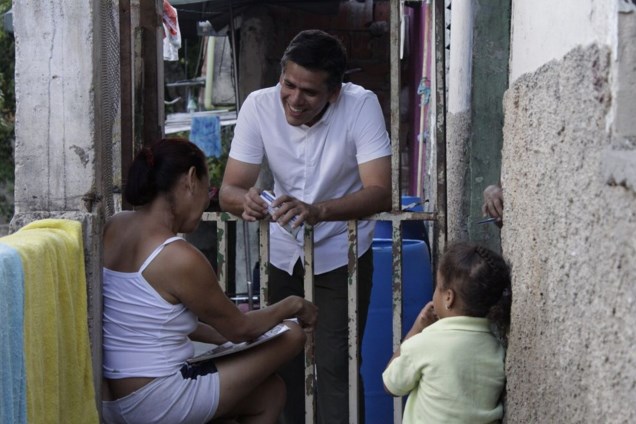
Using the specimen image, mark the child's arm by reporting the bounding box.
[404,301,437,340]
[383,301,437,395]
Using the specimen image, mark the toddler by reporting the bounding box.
[382,241,511,423]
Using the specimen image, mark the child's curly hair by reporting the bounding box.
[438,242,512,344]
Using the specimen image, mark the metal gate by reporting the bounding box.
[198,2,446,422]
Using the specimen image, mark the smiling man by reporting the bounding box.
[220,29,391,424]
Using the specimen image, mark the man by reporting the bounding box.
[219,29,391,424]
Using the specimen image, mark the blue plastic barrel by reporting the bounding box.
[361,238,433,424]
[375,195,429,247]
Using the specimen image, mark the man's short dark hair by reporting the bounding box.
[280,29,347,91]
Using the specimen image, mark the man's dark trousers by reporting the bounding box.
[268,248,373,424]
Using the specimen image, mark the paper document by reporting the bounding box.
[187,323,290,364]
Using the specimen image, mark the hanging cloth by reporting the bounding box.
[162,0,181,61]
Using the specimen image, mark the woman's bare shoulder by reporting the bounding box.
[104,211,135,235]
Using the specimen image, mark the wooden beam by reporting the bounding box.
[139,0,163,147]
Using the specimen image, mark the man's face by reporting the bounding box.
[279,61,340,127]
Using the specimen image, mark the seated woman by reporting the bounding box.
[101,138,318,424]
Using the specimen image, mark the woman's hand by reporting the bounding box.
[292,296,318,331]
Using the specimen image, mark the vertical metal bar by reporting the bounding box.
[243,221,253,310]
[390,0,402,212]
[119,0,133,211]
[139,0,162,145]
[303,226,316,424]
[216,220,228,293]
[228,0,241,110]
[347,220,359,424]
[391,218,404,424]
[259,220,269,306]
[391,1,404,422]
[433,0,448,271]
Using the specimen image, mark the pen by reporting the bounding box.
[476,217,498,224]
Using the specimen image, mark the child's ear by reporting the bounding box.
[445,288,456,310]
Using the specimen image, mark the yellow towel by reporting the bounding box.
[0,219,99,424]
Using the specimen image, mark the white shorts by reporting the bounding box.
[102,364,220,424]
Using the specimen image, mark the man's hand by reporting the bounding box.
[270,194,322,227]
[241,187,269,222]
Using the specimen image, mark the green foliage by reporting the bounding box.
[206,125,232,189]
[172,124,232,211]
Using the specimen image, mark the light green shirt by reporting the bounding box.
[382,316,505,424]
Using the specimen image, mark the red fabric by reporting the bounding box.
[163,0,179,37]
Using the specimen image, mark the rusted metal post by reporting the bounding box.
[391,220,404,424]
[347,220,359,424]
[433,0,448,272]
[258,220,270,306]
[201,212,235,292]
[390,0,402,213]
[390,0,404,422]
[303,226,316,423]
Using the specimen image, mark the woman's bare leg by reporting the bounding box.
[212,321,306,423]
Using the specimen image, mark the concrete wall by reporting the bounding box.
[500,1,636,421]
[445,0,510,251]
[12,0,115,413]
[509,0,614,84]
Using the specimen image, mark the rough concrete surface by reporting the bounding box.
[13,1,97,214]
[501,45,636,423]
[446,110,472,242]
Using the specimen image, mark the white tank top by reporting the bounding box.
[102,236,197,378]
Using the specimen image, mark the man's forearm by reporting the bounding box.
[315,186,391,222]
[219,184,248,216]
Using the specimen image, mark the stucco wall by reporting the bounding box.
[12,1,114,411]
[509,0,614,84]
[501,44,636,422]
[13,1,98,214]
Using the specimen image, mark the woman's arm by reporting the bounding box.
[153,241,317,343]
[189,322,228,345]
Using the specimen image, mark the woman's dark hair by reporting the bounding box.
[438,241,512,342]
[124,138,207,206]
[280,29,347,91]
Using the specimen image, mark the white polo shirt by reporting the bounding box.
[229,82,391,275]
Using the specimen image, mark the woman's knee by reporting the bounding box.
[250,374,286,418]
[265,374,286,403]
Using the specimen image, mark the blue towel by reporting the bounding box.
[190,114,222,158]
[0,243,26,424]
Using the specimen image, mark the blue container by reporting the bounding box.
[361,238,433,424]
[375,195,429,247]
